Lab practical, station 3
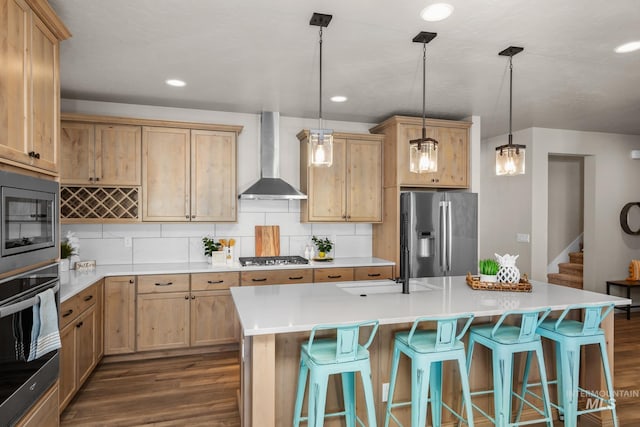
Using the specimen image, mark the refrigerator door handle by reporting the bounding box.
[439,201,447,272]
[447,200,453,272]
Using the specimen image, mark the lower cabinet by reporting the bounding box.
[240,269,313,286]
[16,382,59,427]
[104,276,136,355]
[313,266,394,283]
[191,272,240,346]
[354,265,394,281]
[59,281,103,413]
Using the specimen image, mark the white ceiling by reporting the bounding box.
[50,0,640,139]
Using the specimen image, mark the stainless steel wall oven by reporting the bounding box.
[0,170,59,273]
[0,263,60,425]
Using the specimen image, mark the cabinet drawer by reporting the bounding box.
[59,298,79,329]
[354,266,394,281]
[241,269,312,286]
[191,272,239,291]
[76,285,98,314]
[137,274,189,294]
[313,268,354,283]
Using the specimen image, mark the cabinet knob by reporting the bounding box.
[191,215,196,219]
[76,321,83,328]
[95,177,100,182]
[185,295,189,300]
[89,177,94,182]
[191,295,195,299]
[129,279,134,284]
[185,215,189,219]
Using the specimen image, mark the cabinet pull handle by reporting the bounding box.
[367,273,381,277]
[95,177,100,182]
[191,295,195,299]
[76,321,83,328]
[289,276,304,280]
[251,278,267,282]
[207,280,224,284]
[185,215,189,219]
[328,275,342,279]
[184,295,189,300]
[155,282,173,286]
[62,309,73,318]
[191,215,196,219]
[129,279,134,284]
[88,177,94,182]
[83,295,93,302]
[28,151,40,159]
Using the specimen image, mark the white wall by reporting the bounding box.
[481,126,640,292]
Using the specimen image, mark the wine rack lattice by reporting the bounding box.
[61,186,140,221]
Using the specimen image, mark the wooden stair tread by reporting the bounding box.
[568,251,583,264]
[558,262,583,275]
[547,272,583,288]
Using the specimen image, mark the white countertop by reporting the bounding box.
[59,257,394,302]
[230,276,632,336]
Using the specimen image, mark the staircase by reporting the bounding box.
[547,251,583,289]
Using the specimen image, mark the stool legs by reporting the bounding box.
[430,362,443,427]
[598,337,618,427]
[384,345,401,427]
[293,359,309,427]
[308,370,329,427]
[492,348,514,427]
[342,372,356,427]
[411,359,431,427]
[361,363,378,427]
[456,353,475,427]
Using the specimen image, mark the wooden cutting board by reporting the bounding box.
[255,225,280,256]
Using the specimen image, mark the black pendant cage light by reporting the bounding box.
[495,46,525,176]
[409,31,438,174]
[308,12,334,167]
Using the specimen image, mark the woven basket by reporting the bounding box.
[466,272,532,293]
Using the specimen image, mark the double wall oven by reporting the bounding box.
[0,170,61,425]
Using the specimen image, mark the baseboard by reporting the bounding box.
[100,343,239,364]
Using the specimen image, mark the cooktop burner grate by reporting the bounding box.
[239,256,309,266]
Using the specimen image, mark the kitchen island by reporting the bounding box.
[231,276,631,427]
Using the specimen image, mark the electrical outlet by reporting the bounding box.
[382,383,389,402]
[124,236,132,247]
[516,233,530,243]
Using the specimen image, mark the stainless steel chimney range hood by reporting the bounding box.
[239,112,307,200]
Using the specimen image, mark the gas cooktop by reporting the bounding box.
[239,256,309,267]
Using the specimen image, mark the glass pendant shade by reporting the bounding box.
[495,144,525,175]
[409,140,438,173]
[309,129,333,167]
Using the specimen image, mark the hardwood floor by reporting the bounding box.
[60,352,240,426]
[61,314,639,426]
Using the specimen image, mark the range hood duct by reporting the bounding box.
[239,112,307,200]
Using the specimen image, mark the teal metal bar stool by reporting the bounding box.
[293,320,379,427]
[466,308,553,427]
[385,314,475,427]
[516,303,618,427]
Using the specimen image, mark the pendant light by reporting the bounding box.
[308,13,333,167]
[409,31,438,174]
[495,46,525,176]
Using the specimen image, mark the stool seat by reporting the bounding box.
[469,324,537,344]
[302,339,370,364]
[385,314,475,427]
[395,330,465,353]
[537,318,604,337]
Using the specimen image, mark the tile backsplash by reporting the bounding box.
[62,200,373,265]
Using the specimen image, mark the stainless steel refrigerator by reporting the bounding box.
[400,191,478,278]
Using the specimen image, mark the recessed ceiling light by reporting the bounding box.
[165,79,186,87]
[330,95,348,103]
[420,3,454,22]
[615,41,640,53]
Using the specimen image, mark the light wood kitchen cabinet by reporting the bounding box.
[142,126,238,222]
[104,276,136,355]
[241,269,313,286]
[58,282,102,412]
[190,290,239,346]
[136,274,190,351]
[298,131,384,223]
[0,0,69,175]
[313,267,354,283]
[60,121,142,185]
[370,116,471,188]
[354,265,394,281]
[16,382,59,427]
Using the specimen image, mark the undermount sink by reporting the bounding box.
[336,281,435,295]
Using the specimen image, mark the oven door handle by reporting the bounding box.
[0,282,59,319]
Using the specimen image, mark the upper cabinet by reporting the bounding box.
[60,121,142,186]
[370,116,471,188]
[0,0,70,175]
[142,126,239,222]
[298,131,384,223]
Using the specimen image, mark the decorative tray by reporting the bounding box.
[313,257,334,262]
[465,272,532,292]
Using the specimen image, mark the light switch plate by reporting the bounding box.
[517,233,530,243]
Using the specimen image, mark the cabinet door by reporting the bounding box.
[104,276,136,355]
[136,292,190,351]
[191,130,237,221]
[313,267,354,283]
[58,321,76,412]
[240,269,313,286]
[60,122,95,184]
[307,137,347,221]
[76,306,96,387]
[397,124,440,186]
[347,139,382,222]
[0,0,30,165]
[190,290,239,346]
[16,383,59,427]
[434,126,469,187]
[95,124,142,185]
[142,127,190,221]
[29,13,59,173]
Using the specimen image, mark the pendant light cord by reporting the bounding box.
[319,27,323,128]
[508,55,513,145]
[421,42,426,142]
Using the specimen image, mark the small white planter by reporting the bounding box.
[59,258,70,272]
[210,251,226,265]
[479,274,497,283]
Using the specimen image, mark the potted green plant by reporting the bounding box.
[202,236,224,264]
[479,258,500,283]
[311,236,334,259]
